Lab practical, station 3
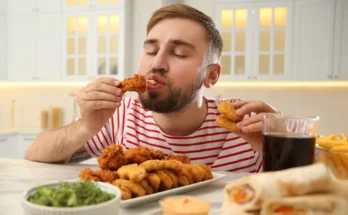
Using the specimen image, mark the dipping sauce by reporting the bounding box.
[160,197,211,215]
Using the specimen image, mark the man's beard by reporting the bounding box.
[139,76,204,114]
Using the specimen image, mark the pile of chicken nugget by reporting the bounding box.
[79,145,213,200]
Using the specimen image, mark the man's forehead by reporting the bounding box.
[146,18,208,45]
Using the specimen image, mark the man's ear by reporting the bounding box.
[203,64,221,88]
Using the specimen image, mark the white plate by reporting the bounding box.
[146,201,222,215]
[120,172,226,208]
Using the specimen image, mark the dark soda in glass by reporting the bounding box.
[262,132,316,172]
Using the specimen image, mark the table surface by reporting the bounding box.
[0,158,251,215]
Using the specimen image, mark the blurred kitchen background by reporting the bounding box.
[0,0,347,159]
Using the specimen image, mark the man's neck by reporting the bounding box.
[152,97,207,136]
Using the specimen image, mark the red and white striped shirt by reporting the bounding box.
[84,97,263,173]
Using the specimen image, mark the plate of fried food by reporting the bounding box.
[78,145,226,208]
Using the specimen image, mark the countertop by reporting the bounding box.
[0,158,251,215]
[0,129,41,136]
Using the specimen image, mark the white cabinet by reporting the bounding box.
[0,133,36,159]
[292,0,334,80]
[0,12,5,80]
[333,0,348,80]
[216,0,292,81]
[7,0,61,13]
[7,14,36,80]
[6,11,62,80]
[62,0,127,81]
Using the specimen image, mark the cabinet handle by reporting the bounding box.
[0,138,6,142]
[328,75,333,79]
[248,76,252,80]
[253,76,257,80]
[334,75,339,80]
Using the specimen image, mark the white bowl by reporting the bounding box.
[21,180,121,215]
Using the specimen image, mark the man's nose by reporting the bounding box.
[151,51,169,72]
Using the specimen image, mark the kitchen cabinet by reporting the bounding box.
[7,0,61,13]
[333,0,348,80]
[216,0,292,81]
[62,0,128,81]
[0,133,37,159]
[215,0,345,81]
[0,12,5,80]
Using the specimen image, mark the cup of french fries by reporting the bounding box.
[315,133,348,180]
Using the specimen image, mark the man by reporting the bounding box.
[25,4,279,172]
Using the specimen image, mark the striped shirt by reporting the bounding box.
[84,97,263,173]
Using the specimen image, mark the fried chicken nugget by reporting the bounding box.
[139,180,154,195]
[139,160,164,172]
[162,160,183,173]
[198,164,213,180]
[166,154,191,164]
[120,74,146,93]
[125,146,153,164]
[112,183,132,200]
[112,179,146,198]
[116,164,147,182]
[155,170,173,191]
[217,102,242,122]
[179,166,194,184]
[177,175,190,186]
[150,149,166,160]
[97,145,128,170]
[162,170,178,188]
[79,168,118,183]
[145,173,161,192]
[184,164,205,183]
[216,115,239,132]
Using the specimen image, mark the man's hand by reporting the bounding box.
[77,77,124,134]
[232,100,281,153]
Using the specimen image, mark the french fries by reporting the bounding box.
[316,133,348,152]
[316,133,348,180]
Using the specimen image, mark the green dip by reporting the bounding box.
[27,181,115,207]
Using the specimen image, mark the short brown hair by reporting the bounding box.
[147,4,223,64]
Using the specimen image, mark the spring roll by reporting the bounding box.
[261,194,348,215]
[221,163,334,211]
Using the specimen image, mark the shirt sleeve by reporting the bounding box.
[82,97,132,157]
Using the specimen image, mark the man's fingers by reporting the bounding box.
[82,91,122,102]
[241,122,263,133]
[236,101,268,116]
[85,82,120,95]
[237,113,263,128]
[232,100,252,109]
[85,101,120,110]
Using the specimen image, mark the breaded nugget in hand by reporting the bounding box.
[98,145,128,170]
[166,154,191,164]
[79,168,118,183]
[216,115,239,132]
[113,179,146,198]
[139,160,164,172]
[117,164,146,182]
[217,102,242,122]
[145,173,161,192]
[120,74,146,93]
[162,160,183,173]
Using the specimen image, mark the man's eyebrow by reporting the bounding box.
[144,39,158,45]
[172,40,196,50]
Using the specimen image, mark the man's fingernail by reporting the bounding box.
[236,110,241,115]
[116,89,121,94]
[114,81,120,85]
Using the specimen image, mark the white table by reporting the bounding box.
[0,158,251,215]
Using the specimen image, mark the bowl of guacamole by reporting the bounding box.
[21,180,121,215]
